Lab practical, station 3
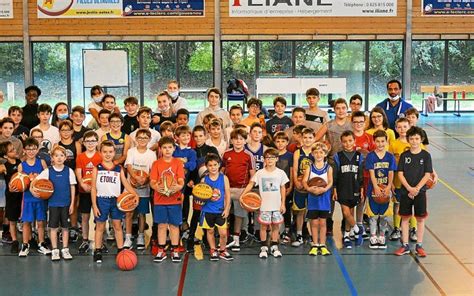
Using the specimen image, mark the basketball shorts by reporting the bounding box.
[366,196,391,217]
[292,190,307,211]
[258,211,284,225]
[306,210,331,220]
[5,191,22,222]
[48,206,70,228]
[95,197,124,222]
[199,212,227,229]
[394,188,402,203]
[230,187,247,218]
[136,197,150,215]
[21,200,47,223]
[337,194,360,209]
[399,191,427,218]
[79,192,92,214]
[153,204,182,226]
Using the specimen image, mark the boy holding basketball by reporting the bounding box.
[200,153,233,261]
[333,131,364,249]
[75,131,102,254]
[125,128,156,250]
[150,137,185,263]
[91,140,137,263]
[365,130,396,249]
[303,142,333,256]
[394,127,433,257]
[35,146,77,261]
[17,137,49,257]
[241,148,288,258]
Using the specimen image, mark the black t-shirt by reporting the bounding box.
[13,125,30,141]
[266,115,293,138]
[122,114,139,135]
[21,103,40,130]
[397,149,433,191]
[58,141,77,170]
[73,125,91,142]
[152,113,176,131]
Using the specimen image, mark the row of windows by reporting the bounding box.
[0,40,472,112]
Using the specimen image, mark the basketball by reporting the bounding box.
[239,192,261,212]
[372,184,391,204]
[30,179,54,200]
[9,172,31,192]
[307,176,327,188]
[117,191,139,212]
[116,249,138,271]
[425,173,436,189]
[130,170,149,187]
[192,183,213,200]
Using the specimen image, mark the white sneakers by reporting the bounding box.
[52,248,73,261]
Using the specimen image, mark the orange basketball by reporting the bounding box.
[239,192,262,212]
[116,249,138,271]
[425,173,436,189]
[117,191,139,212]
[130,170,150,187]
[9,172,31,192]
[372,184,390,204]
[307,177,327,188]
[31,179,54,200]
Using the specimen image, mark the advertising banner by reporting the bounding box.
[229,0,397,17]
[122,0,205,17]
[0,0,13,18]
[422,0,474,15]
[37,0,123,18]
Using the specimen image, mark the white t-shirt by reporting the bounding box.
[32,124,60,151]
[129,128,161,149]
[87,101,102,129]
[0,108,7,120]
[251,167,289,211]
[205,138,228,158]
[172,96,187,113]
[125,147,157,197]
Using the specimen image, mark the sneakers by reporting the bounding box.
[11,240,19,254]
[61,248,73,260]
[394,244,410,256]
[136,234,145,250]
[227,236,241,252]
[2,231,13,244]
[78,241,90,254]
[210,249,219,261]
[343,236,352,249]
[69,228,79,243]
[291,235,304,247]
[320,245,331,256]
[171,250,181,262]
[378,236,387,249]
[38,242,52,255]
[51,249,60,261]
[390,228,401,241]
[124,237,133,250]
[100,243,109,253]
[280,231,291,245]
[369,236,378,249]
[19,243,30,257]
[270,245,282,258]
[153,248,167,262]
[151,239,159,256]
[309,246,319,256]
[259,246,268,259]
[93,249,103,263]
[219,249,234,261]
[355,227,364,246]
[410,228,418,242]
[415,244,427,257]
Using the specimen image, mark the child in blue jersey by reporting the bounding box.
[303,142,333,256]
[333,130,364,249]
[245,122,268,172]
[199,153,232,261]
[16,137,49,257]
[91,140,138,263]
[102,113,131,166]
[365,130,396,250]
[35,146,77,261]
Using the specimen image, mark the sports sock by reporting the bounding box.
[353,224,360,234]
[409,217,417,229]
[344,231,350,238]
[233,235,240,245]
[394,214,401,229]
[297,231,302,236]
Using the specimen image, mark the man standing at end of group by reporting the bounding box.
[376,80,413,131]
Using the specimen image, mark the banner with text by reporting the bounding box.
[422,0,474,15]
[0,0,13,18]
[37,0,122,18]
[122,0,204,17]
[229,0,397,17]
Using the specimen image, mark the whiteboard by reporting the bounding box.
[256,78,346,96]
[83,50,129,87]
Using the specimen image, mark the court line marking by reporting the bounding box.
[426,123,474,149]
[177,253,190,296]
[329,238,358,296]
[410,252,447,296]
[425,226,474,277]
[438,178,474,207]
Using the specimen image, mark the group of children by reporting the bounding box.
[0,83,435,264]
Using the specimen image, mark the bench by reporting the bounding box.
[420,85,474,117]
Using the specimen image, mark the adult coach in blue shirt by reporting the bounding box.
[376,80,413,130]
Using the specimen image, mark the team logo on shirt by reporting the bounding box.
[405,157,411,164]
[211,188,221,202]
